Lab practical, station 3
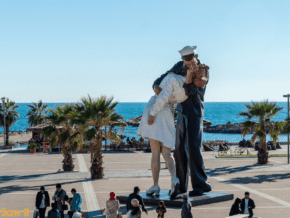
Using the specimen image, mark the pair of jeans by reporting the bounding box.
[38,208,46,218]
[60,211,64,218]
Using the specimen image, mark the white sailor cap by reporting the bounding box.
[178,46,197,57]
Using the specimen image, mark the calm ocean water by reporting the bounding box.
[1,102,289,142]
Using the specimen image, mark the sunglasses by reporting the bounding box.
[182,54,195,61]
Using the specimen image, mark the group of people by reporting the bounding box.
[101,187,146,218]
[102,186,193,218]
[229,192,256,217]
[30,134,44,144]
[35,184,82,218]
[125,137,147,147]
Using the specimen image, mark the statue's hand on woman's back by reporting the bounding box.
[148,115,154,125]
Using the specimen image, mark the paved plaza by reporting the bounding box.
[1,147,290,217]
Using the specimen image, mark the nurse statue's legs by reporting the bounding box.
[146,139,180,197]
[161,145,180,198]
[146,139,161,195]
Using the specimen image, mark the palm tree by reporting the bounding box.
[239,100,284,164]
[0,99,20,146]
[26,100,49,126]
[73,103,90,147]
[42,104,80,171]
[76,95,127,179]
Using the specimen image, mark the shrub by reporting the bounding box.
[28,143,38,149]
[83,143,89,149]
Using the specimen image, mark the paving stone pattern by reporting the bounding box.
[2,164,290,182]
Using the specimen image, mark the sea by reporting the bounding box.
[1,102,289,143]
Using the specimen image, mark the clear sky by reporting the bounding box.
[1,0,290,103]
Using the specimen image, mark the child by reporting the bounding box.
[127,199,142,218]
[156,201,166,218]
[181,196,193,218]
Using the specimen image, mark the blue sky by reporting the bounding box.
[0,0,289,103]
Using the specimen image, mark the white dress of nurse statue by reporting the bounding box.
[137,71,189,198]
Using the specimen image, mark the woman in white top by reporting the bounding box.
[137,73,188,198]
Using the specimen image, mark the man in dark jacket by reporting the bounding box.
[152,46,211,197]
[36,186,50,218]
[126,186,148,215]
[241,192,255,218]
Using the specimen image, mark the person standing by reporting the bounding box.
[126,187,147,215]
[52,184,67,218]
[156,201,166,218]
[181,195,193,218]
[241,192,255,218]
[36,186,50,218]
[69,188,82,218]
[102,192,121,218]
[153,45,211,197]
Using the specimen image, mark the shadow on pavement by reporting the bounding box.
[0,179,90,195]
[225,172,290,184]
[208,164,267,176]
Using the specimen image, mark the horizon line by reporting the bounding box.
[14,101,289,104]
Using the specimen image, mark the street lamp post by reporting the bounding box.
[1,97,6,147]
[283,94,290,164]
[105,126,107,151]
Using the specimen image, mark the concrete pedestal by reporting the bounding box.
[117,189,234,207]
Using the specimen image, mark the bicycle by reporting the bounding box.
[218,148,228,156]
[218,144,230,156]
[234,147,250,155]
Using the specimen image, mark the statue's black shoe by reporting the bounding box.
[188,190,204,196]
[169,188,187,196]
[169,187,179,199]
[178,189,187,195]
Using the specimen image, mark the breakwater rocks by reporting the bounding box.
[204,121,289,134]
[204,121,253,134]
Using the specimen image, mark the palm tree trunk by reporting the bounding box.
[5,124,9,146]
[62,143,74,171]
[90,133,104,179]
[258,124,268,164]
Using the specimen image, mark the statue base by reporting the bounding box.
[117,189,233,207]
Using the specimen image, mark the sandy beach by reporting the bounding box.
[0,132,32,147]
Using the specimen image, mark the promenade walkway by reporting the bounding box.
[1,148,290,217]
